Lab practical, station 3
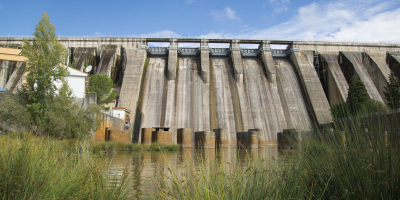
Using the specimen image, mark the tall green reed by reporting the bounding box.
[154,111,399,199]
[0,133,135,199]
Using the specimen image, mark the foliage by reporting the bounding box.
[72,56,76,69]
[0,133,134,199]
[384,71,400,109]
[88,74,117,105]
[330,101,349,119]
[0,12,100,138]
[0,92,30,126]
[21,12,70,133]
[359,99,390,115]
[331,76,390,119]
[347,76,369,114]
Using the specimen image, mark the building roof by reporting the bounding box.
[113,107,132,113]
[66,65,88,77]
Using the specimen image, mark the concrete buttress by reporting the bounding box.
[290,51,333,125]
[4,62,26,93]
[339,52,384,103]
[362,52,391,104]
[320,54,349,106]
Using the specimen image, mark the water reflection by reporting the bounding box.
[106,146,283,199]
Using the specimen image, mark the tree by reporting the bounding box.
[384,71,400,109]
[0,12,100,138]
[21,12,69,133]
[347,76,369,115]
[88,74,117,104]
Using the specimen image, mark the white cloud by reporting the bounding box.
[266,0,290,14]
[186,0,195,4]
[121,0,400,45]
[139,30,182,38]
[94,32,103,36]
[211,7,241,22]
[199,0,400,43]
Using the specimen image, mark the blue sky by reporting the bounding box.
[1,0,400,44]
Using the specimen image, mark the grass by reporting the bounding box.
[154,111,400,199]
[89,141,180,153]
[0,132,136,199]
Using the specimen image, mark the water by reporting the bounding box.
[106,147,291,199]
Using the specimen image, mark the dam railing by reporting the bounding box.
[147,47,291,58]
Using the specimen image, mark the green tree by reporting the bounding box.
[88,74,117,104]
[21,12,69,132]
[0,12,100,138]
[347,76,369,115]
[384,71,400,109]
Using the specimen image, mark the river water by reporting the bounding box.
[106,147,290,199]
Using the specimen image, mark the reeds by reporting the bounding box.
[0,133,135,199]
[154,112,400,199]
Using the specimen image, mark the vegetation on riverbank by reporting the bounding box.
[0,133,135,199]
[154,113,400,199]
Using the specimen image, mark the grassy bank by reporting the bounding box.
[89,142,180,153]
[154,115,400,199]
[0,133,135,199]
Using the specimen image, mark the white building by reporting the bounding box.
[54,65,88,99]
[65,66,88,98]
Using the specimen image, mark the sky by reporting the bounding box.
[1,0,400,46]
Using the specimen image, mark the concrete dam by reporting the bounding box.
[1,37,400,145]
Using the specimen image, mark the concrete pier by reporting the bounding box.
[320,54,349,106]
[177,128,192,148]
[237,131,258,149]
[339,52,384,102]
[141,128,155,145]
[152,131,173,144]
[249,129,266,146]
[214,129,228,147]
[278,129,299,149]
[362,53,391,103]
[230,40,243,83]
[259,44,287,131]
[195,131,215,149]
[167,39,177,80]
[200,39,210,83]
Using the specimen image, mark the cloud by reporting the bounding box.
[266,0,290,14]
[211,7,241,22]
[94,32,104,36]
[138,30,182,38]
[186,0,195,4]
[199,0,400,43]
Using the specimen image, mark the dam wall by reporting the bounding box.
[2,37,400,145]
